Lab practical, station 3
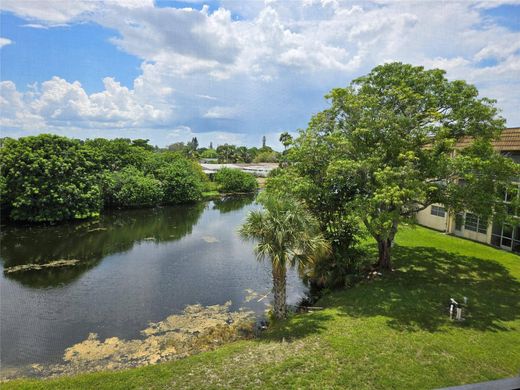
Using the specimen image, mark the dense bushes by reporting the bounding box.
[0,135,102,222]
[0,135,213,222]
[253,150,278,163]
[104,167,163,208]
[157,159,205,204]
[0,135,261,223]
[214,168,258,193]
[84,138,150,171]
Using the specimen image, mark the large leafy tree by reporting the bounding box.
[84,138,151,171]
[288,62,517,270]
[103,166,163,208]
[240,194,330,319]
[156,158,206,204]
[216,144,238,163]
[1,134,102,222]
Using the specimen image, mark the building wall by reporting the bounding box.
[452,224,490,244]
[416,205,448,232]
[417,207,491,245]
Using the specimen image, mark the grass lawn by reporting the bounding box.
[6,226,520,389]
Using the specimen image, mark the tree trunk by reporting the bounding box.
[272,265,287,319]
[376,220,398,270]
[377,238,393,270]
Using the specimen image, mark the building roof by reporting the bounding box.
[455,127,520,151]
[492,127,520,151]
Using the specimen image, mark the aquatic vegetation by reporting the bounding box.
[3,260,80,274]
[1,302,254,380]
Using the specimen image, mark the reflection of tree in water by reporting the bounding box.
[212,194,255,214]
[0,203,206,288]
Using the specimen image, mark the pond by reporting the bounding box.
[0,196,307,375]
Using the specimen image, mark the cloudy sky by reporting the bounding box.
[1,0,519,149]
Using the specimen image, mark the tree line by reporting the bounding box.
[168,137,280,163]
[0,135,257,223]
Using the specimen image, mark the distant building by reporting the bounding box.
[199,162,278,177]
[416,127,520,253]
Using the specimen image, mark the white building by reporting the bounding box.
[416,127,520,253]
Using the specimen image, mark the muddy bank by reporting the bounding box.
[1,302,254,380]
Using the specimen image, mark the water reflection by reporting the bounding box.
[0,204,205,288]
[0,199,307,370]
[212,194,255,214]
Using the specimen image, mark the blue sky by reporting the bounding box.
[1,0,519,149]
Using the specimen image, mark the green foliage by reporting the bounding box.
[215,144,260,163]
[157,159,205,204]
[0,174,7,205]
[200,148,218,159]
[266,160,362,262]
[284,62,517,269]
[216,144,239,163]
[240,193,330,318]
[305,248,371,289]
[84,138,151,172]
[0,135,215,221]
[253,150,279,163]
[214,168,258,193]
[0,134,102,222]
[103,166,163,208]
[279,132,293,150]
[131,139,155,151]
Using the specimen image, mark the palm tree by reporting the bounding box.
[239,194,330,319]
[279,132,293,150]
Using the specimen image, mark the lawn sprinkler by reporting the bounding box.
[449,297,467,321]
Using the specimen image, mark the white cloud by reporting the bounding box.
[0,0,154,25]
[1,77,172,131]
[0,37,13,47]
[2,0,520,144]
[203,106,240,119]
[0,0,97,24]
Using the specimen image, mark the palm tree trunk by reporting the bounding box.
[272,265,287,319]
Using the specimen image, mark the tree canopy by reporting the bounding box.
[1,134,102,222]
[1,135,213,222]
[274,62,518,269]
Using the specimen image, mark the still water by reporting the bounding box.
[0,196,306,371]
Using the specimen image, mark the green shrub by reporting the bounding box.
[84,138,151,172]
[200,149,218,159]
[214,168,258,193]
[305,248,371,289]
[157,159,205,204]
[0,134,102,222]
[103,166,163,208]
[253,150,278,163]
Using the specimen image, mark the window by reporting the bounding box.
[464,213,478,232]
[478,215,488,234]
[464,213,488,234]
[455,213,463,231]
[431,205,446,217]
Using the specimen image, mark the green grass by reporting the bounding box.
[201,190,220,199]
[6,226,520,389]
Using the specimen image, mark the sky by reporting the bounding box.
[1,0,519,149]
